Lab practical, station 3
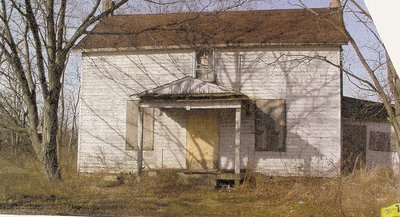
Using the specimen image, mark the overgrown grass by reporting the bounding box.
[1,150,399,216]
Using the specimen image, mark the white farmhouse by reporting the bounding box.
[75,3,398,179]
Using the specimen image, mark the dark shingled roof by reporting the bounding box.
[342,96,390,121]
[76,8,348,50]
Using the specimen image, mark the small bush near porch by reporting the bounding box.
[0,149,399,217]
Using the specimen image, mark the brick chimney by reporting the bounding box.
[329,0,341,10]
[103,0,115,14]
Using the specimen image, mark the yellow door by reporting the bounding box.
[186,110,219,170]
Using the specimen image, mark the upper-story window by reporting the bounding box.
[195,50,215,82]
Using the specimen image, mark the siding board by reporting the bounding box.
[79,47,342,177]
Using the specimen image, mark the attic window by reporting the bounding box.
[195,50,215,81]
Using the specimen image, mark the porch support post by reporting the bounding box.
[235,108,241,176]
[137,107,144,176]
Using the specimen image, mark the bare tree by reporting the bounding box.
[0,0,128,181]
[0,64,29,155]
[287,0,400,154]
[0,0,276,181]
[120,0,263,14]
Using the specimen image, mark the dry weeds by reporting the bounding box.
[0,150,399,216]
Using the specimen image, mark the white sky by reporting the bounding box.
[364,0,400,74]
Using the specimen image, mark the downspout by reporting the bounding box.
[339,46,344,176]
[334,0,344,176]
[238,53,243,92]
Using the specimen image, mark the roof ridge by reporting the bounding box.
[110,7,331,17]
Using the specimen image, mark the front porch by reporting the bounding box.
[132,77,249,184]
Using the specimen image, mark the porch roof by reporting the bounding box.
[137,76,248,100]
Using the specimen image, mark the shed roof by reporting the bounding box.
[76,8,348,50]
[342,96,390,121]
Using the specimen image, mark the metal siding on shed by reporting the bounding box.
[343,120,399,174]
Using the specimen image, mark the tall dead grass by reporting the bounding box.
[340,168,399,214]
[240,168,400,216]
[1,147,400,216]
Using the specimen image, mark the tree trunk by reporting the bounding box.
[42,100,61,180]
[57,72,65,147]
[41,68,62,181]
[393,62,400,174]
[69,114,76,151]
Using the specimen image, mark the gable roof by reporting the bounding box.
[137,77,246,100]
[76,8,348,50]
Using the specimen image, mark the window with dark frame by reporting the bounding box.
[125,101,154,151]
[255,100,286,152]
[369,131,395,152]
[195,50,215,81]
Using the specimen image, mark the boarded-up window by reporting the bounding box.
[369,131,395,152]
[255,100,286,152]
[126,101,154,151]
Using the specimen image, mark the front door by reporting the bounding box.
[186,110,219,170]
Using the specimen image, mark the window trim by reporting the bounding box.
[194,50,215,82]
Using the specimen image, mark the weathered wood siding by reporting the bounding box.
[152,108,188,169]
[78,51,193,172]
[215,48,341,176]
[79,47,342,177]
[343,120,399,174]
[218,108,254,170]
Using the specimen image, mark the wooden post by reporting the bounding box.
[137,107,144,176]
[235,108,241,178]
